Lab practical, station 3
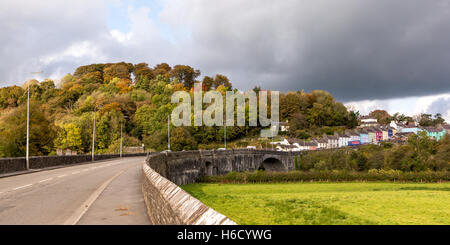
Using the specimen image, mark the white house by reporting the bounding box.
[347,130,361,142]
[360,116,378,127]
[314,138,328,149]
[324,134,338,149]
[338,133,351,148]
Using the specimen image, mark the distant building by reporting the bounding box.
[315,138,328,149]
[274,138,291,146]
[380,126,389,141]
[390,132,414,143]
[443,125,450,135]
[424,127,446,141]
[374,127,383,142]
[390,121,404,133]
[276,144,298,152]
[360,116,378,127]
[324,134,338,149]
[338,133,351,148]
[400,124,422,134]
[274,121,290,132]
[367,128,377,144]
[359,130,370,144]
[306,141,318,151]
[346,129,361,142]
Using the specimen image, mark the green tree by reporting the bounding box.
[0,102,55,157]
[169,65,200,89]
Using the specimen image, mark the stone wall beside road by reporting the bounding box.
[0,153,147,175]
[142,162,236,225]
[142,149,301,225]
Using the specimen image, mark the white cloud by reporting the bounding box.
[345,93,450,122]
[0,0,449,120]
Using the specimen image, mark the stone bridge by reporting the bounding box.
[146,149,302,185]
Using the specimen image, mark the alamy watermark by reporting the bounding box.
[170,83,280,137]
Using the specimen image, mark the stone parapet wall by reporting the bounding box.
[0,153,148,175]
[142,163,236,225]
[142,149,301,225]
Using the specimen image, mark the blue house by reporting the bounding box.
[359,130,369,144]
[400,123,422,134]
[388,128,393,137]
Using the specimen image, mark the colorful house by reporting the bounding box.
[387,126,395,137]
[380,126,389,141]
[348,130,361,142]
[424,127,446,141]
[401,122,422,134]
[367,128,377,144]
[360,130,369,144]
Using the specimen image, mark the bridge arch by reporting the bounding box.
[204,160,216,176]
[259,156,285,172]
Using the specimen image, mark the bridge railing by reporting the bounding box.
[0,153,148,175]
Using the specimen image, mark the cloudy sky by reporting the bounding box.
[0,0,449,120]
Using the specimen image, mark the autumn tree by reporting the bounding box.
[213,74,232,88]
[103,62,133,83]
[369,110,391,124]
[169,65,200,89]
[153,63,172,76]
[134,63,154,91]
[0,102,55,157]
[202,76,214,90]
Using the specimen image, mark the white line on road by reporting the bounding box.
[58,174,67,178]
[63,167,130,225]
[39,178,53,183]
[13,184,32,190]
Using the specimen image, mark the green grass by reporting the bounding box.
[182,182,450,225]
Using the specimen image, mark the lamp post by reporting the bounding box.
[92,107,96,161]
[224,125,227,149]
[26,71,43,170]
[120,116,128,157]
[168,115,170,151]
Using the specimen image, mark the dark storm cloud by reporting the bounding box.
[1,0,450,103]
[161,0,450,101]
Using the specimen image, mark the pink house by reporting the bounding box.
[375,127,383,141]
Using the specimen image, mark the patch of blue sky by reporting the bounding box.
[106,0,191,44]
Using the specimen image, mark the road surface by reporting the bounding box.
[0,156,151,225]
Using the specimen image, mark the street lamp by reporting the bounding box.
[224,125,227,149]
[92,107,96,161]
[168,115,170,151]
[120,116,128,157]
[26,71,43,170]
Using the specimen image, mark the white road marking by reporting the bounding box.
[58,174,67,178]
[63,167,130,225]
[39,178,52,183]
[13,184,32,190]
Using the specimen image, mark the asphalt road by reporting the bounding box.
[0,156,151,225]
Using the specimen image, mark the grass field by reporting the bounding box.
[182,182,450,225]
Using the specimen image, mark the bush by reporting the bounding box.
[198,170,450,184]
